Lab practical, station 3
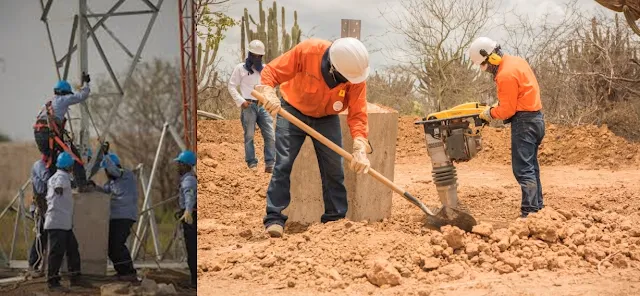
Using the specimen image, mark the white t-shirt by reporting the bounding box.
[227,63,264,107]
[44,170,74,230]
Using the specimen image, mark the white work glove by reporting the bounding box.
[350,137,372,174]
[479,106,493,123]
[254,85,281,115]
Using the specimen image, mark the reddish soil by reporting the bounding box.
[197,117,640,295]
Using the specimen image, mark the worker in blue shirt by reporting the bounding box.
[92,152,139,281]
[174,150,197,288]
[33,72,91,191]
[28,156,52,275]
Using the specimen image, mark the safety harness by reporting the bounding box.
[33,100,84,168]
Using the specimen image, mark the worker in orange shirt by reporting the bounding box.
[254,37,372,237]
[469,37,546,218]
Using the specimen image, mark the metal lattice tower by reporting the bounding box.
[39,0,166,178]
[178,0,198,154]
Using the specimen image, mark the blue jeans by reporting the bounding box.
[241,102,276,168]
[510,111,545,217]
[263,99,348,227]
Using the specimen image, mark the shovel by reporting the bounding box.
[250,90,478,232]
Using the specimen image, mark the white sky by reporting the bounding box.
[212,0,606,77]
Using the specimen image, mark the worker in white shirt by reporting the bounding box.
[227,40,276,173]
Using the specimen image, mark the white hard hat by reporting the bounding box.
[248,40,265,55]
[329,37,370,84]
[468,37,498,65]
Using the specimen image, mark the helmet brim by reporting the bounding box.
[343,66,370,84]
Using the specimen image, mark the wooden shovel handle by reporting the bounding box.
[250,89,409,197]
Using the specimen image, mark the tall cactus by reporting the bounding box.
[240,0,302,63]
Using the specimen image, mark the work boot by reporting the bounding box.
[48,281,69,293]
[265,224,283,238]
[249,163,258,170]
[265,166,273,174]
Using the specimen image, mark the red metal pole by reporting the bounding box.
[190,0,198,156]
[178,0,191,151]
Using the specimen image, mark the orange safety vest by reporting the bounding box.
[260,38,369,140]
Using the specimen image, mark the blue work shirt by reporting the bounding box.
[31,159,50,196]
[100,169,139,222]
[179,171,197,213]
[37,84,91,121]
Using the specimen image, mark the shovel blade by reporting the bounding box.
[425,206,477,232]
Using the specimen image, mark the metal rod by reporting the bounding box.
[9,191,22,263]
[20,190,29,261]
[86,10,155,17]
[84,16,123,94]
[40,0,53,21]
[178,0,190,150]
[0,180,31,220]
[132,167,151,259]
[63,15,79,81]
[141,0,159,11]
[40,0,61,80]
[132,123,166,260]
[197,109,225,120]
[167,123,187,151]
[56,0,127,66]
[190,0,198,155]
[86,7,134,58]
[86,0,165,179]
[138,195,178,216]
[77,0,90,159]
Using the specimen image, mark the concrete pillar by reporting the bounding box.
[284,103,398,225]
[63,191,111,275]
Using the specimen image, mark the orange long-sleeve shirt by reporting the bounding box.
[490,55,542,120]
[260,38,369,139]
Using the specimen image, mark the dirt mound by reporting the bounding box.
[476,123,640,168]
[197,117,640,294]
[199,208,640,292]
[393,117,640,168]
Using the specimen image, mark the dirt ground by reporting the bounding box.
[197,116,640,296]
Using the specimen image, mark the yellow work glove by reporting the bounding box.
[181,210,193,225]
[479,106,493,123]
[254,85,281,115]
[350,137,372,174]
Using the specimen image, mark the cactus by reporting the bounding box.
[240,0,302,63]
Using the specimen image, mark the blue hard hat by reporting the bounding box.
[100,153,120,168]
[174,150,196,166]
[56,152,74,169]
[54,80,72,93]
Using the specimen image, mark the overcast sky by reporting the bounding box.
[213,0,606,76]
[0,0,615,141]
[0,1,179,141]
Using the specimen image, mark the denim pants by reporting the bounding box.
[510,111,545,217]
[241,101,276,168]
[263,99,348,227]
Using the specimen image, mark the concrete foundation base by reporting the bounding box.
[62,191,111,275]
[284,103,398,225]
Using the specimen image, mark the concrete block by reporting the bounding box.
[285,103,398,225]
[65,191,111,275]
